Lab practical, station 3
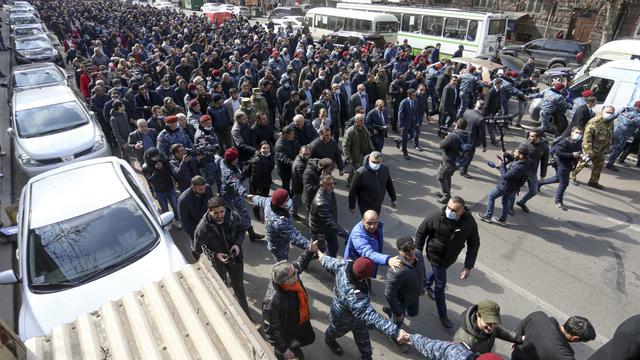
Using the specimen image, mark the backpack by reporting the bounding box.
[453,132,474,168]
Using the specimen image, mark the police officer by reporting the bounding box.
[319,254,410,359]
[605,101,640,171]
[526,83,571,133]
[571,106,615,189]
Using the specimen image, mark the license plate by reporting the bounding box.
[61,155,74,162]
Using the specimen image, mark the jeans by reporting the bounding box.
[425,263,448,317]
[540,110,552,132]
[456,92,472,119]
[540,163,571,203]
[425,86,439,115]
[212,260,251,317]
[461,147,477,174]
[515,99,527,125]
[482,187,511,221]
[156,190,179,221]
[440,113,456,128]
[414,115,424,147]
[519,174,539,204]
[437,162,456,198]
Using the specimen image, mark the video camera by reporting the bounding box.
[186,135,220,159]
[437,125,450,139]
[487,115,510,128]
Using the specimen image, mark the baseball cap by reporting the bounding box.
[477,300,501,324]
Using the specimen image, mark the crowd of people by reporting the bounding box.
[26,0,640,358]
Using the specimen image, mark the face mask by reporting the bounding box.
[369,162,381,171]
[571,134,582,141]
[359,71,365,76]
[445,208,459,221]
[319,76,325,80]
[284,83,291,89]
[204,126,213,131]
[282,198,293,210]
[603,112,615,121]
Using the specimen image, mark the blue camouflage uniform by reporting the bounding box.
[456,73,484,118]
[425,66,443,115]
[607,107,640,168]
[496,78,523,117]
[157,127,193,158]
[219,159,252,230]
[321,255,400,359]
[253,195,310,261]
[411,334,473,360]
[528,88,570,131]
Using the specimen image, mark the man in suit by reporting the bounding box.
[350,84,370,118]
[396,89,419,160]
[366,100,389,152]
[483,78,502,146]
[135,84,163,119]
[331,83,349,139]
[461,100,487,178]
[299,80,315,118]
[313,90,341,139]
[224,88,241,124]
[560,96,597,138]
[439,76,459,128]
[339,72,353,101]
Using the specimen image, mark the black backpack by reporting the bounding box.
[453,132,474,168]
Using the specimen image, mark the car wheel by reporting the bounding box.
[548,62,565,69]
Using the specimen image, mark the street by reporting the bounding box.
[1,5,640,360]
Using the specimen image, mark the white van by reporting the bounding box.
[568,60,640,114]
[573,39,640,80]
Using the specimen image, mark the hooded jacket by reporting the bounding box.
[384,252,426,317]
[453,305,521,354]
[110,110,131,146]
[142,147,176,194]
[497,158,530,193]
[302,158,323,211]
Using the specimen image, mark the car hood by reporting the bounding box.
[18,122,95,160]
[19,234,186,340]
[543,66,576,76]
[15,47,55,57]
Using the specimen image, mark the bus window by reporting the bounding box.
[390,13,402,22]
[444,18,468,40]
[305,16,312,27]
[354,19,372,32]
[488,19,505,35]
[327,15,338,30]
[335,16,344,31]
[401,14,421,33]
[467,20,478,41]
[376,21,397,33]
[344,18,354,31]
[421,15,443,36]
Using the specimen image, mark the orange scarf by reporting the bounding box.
[280,280,309,324]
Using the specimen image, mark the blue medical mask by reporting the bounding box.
[369,162,381,171]
[445,208,459,221]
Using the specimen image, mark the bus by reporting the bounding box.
[336,2,508,57]
[304,7,399,44]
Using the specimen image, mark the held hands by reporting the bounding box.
[459,267,472,280]
[388,256,402,271]
[396,329,411,344]
[310,240,319,253]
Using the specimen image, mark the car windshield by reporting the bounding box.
[12,16,38,25]
[15,37,50,50]
[14,27,43,37]
[14,69,65,88]
[15,101,88,138]
[28,198,158,291]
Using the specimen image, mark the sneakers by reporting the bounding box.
[437,196,449,204]
[571,179,580,186]
[403,154,411,160]
[476,212,492,223]
[439,315,453,328]
[414,145,424,152]
[587,182,605,190]
[325,337,343,355]
[425,287,436,300]
[516,201,530,213]
[492,217,507,226]
[554,201,568,211]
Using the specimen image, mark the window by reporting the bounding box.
[376,21,397,33]
[16,101,89,138]
[488,19,506,35]
[467,20,478,41]
[526,0,545,13]
[473,0,494,7]
[421,15,444,36]
[401,14,421,33]
[389,12,402,21]
[526,39,546,50]
[635,24,640,38]
[344,18,371,32]
[570,76,614,103]
[443,18,468,40]
[586,58,612,73]
[315,15,329,29]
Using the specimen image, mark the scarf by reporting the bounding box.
[279,280,309,325]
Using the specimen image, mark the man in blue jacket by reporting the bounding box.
[344,210,402,278]
[395,89,419,160]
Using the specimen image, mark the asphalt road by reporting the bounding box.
[1,7,640,359]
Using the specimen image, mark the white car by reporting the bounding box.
[232,6,251,18]
[269,17,304,33]
[9,14,40,31]
[0,157,187,340]
[200,2,219,11]
[154,0,174,9]
[8,86,111,177]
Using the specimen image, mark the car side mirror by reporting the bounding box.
[66,73,74,80]
[160,211,174,227]
[7,128,14,137]
[0,269,18,285]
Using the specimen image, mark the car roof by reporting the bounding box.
[13,23,42,29]
[591,59,640,74]
[12,62,60,72]
[15,34,49,42]
[14,86,77,112]
[28,159,131,228]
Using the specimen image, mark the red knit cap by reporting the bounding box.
[554,83,565,91]
[352,257,376,280]
[476,354,504,360]
[199,115,211,123]
[581,89,593,98]
[271,189,289,207]
[212,69,221,77]
[634,100,640,108]
[224,147,239,162]
[164,115,177,124]
[188,83,197,91]
[188,99,200,108]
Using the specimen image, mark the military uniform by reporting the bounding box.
[321,255,399,359]
[251,90,270,124]
[219,160,252,230]
[606,107,640,168]
[253,195,310,261]
[572,114,613,184]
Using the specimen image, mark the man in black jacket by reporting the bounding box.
[483,79,502,146]
[587,314,640,360]
[438,76,459,128]
[383,236,426,353]
[309,126,345,175]
[415,196,480,328]
[193,196,251,318]
[309,174,349,257]
[511,312,595,360]
[169,144,201,193]
[436,118,468,204]
[561,96,596,138]
[302,158,333,213]
[514,128,550,214]
[348,152,397,216]
[461,100,487,178]
[282,91,301,128]
[178,176,213,242]
[262,244,319,360]
[275,127,300,194]
[291,146,311,221]
[142,147,181,230]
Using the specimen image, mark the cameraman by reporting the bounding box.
[513,128,550,214]
[436,118,468,204]
[169,144,201,193]
[194,196,252,319]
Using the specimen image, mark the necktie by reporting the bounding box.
[335,94,340,108]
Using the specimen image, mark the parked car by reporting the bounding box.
[153,0,174,9]
[267,16,304,33]
[268,6,304,21]
[9,7,39,18]
[9,13,40,31]
[1,63,73,103]
[232,6,251,18]
[13,34,62,66]
[10,23,45,39]
[500,38,590,71]
[200,2,220,11]
[0,157,187,340]
[8,85,111,176]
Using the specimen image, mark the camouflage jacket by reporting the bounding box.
[253,195,310,254]
[583,115,613,154]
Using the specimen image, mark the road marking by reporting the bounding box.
[474,261,610,344]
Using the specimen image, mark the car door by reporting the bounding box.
[522,39,548,68]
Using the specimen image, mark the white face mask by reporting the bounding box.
[282,198,293,210]
[603,112,615,121]
[369,161,381,171]
[204,126,213,131]
[359,71,365,76]
[571,133,582,141]
[319,76,325,80]
[445,208,459,221]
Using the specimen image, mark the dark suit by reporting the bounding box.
[135,90,163,119]
[127,128,158,163]
[366,108,389,151]
[349,92,370,118]
[439,84,458,128]
[333,92,349,136]
[461,108,486,173]
[398,98,418,155]
[561,104,594,138]
[483,87,501,144]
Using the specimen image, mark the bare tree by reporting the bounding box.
[599,0,630,46]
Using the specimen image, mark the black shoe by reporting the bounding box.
[252,206,261,220]
[605,165,619,172]
[476,212,492,223]
[460,172,472,179]
[248,227,265,242]
[437,196,449,204]
[325,337,343,355]
[554,201,567,211]
[403,154,411,160]
[492,217,507,226]
[395,139,401,149]
[439,315,453,328]
[516,201,530,213]
[435,191,443,197]
[414,145,423,152]
[617,159,626,165]
[425,287,435,300]
[587,182,605,190]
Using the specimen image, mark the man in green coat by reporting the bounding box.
[453,300,522,354]
[343,113,374,187]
